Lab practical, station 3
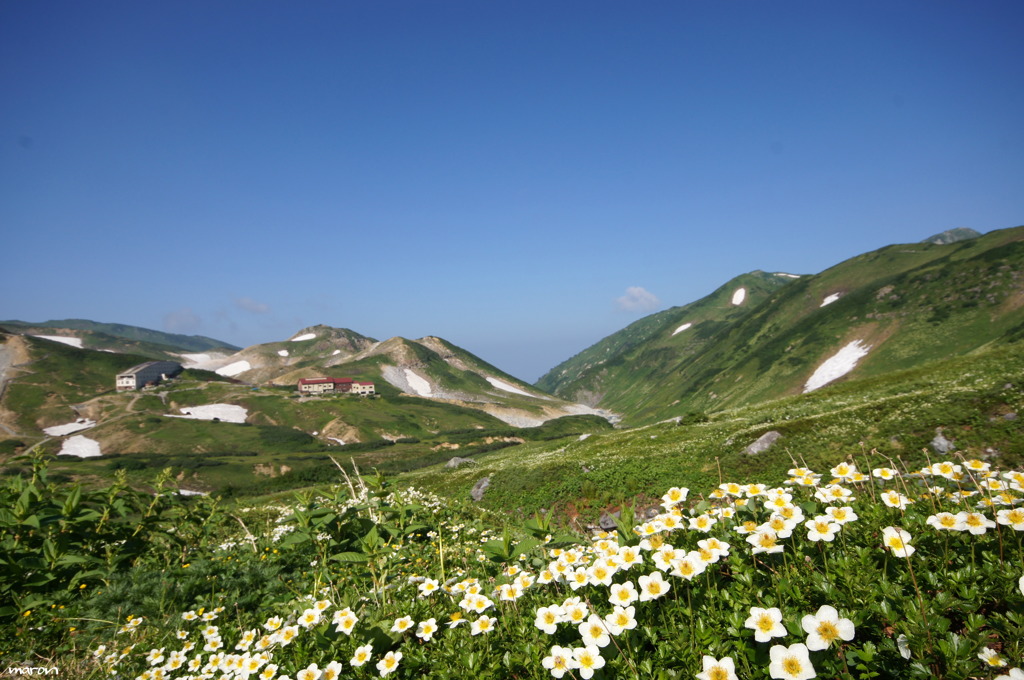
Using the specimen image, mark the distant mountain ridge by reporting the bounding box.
[537,225,1024,425]
[0,319,240,356]
[196,325,609,428]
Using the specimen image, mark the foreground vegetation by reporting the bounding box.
[2,444,1022,679]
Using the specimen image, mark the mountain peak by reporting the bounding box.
[921,228,981,245]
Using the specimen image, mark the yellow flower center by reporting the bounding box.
[709,668,728,680]
[756,614,775,633]
[783,657,803,674]
[816,620,840,643]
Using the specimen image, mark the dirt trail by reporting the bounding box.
[0,342,20,436]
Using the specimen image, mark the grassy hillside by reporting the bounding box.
[538,226,1024,426]
[405,341,1024,524]
[536,271,796,405]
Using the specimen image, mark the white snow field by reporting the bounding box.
[821,293,841,307]
[277,349,289,357]
[486,377,535,397]
[672,322,692,336]
[776,273,801,279]
[216,360,251,377]
[32,335,83,348]
[332,349,342,356]
[58,435,101,458]
[291,333,317,342]
[44,419,97,436]
[404,369,433,396]
[803,340,871,393]
[167,404,248,423]
[731,288,747,305]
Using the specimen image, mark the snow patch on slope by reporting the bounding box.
[672,322,692,336]
[216,360,251,377]
[59,435,101,457]
[167,404,248,423]
[804,340,871,393]
[291,333,317,342]
[821,293,841,307]
[277,349,289,357]
[32,335,83,348]
[396,369,433,396]
[731,288,747,305]
[44,419,96,436]
[486,377,536,398]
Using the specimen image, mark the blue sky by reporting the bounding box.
[2,2,1022,382]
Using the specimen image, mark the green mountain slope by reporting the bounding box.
[538,225,1024,426]
[536,271,797,407]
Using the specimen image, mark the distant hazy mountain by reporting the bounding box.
[0,319,239,358]
[537,225,1024,425]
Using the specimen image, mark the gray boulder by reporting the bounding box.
[445,457,476,469]
[931,428,956,455]
[745,431,782,456]
[470,477,490,502]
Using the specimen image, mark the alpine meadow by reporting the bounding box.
[2,226,1024,679]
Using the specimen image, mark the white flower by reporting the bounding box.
[962,511,996,535]
[882,526,915,558]
[638,571,671,601]
[897,634,911,660]
[805,518,840,542]
[661,486,689,508]
[416,618,438,642]
[542,645,577,678]
[747,527,784,554]
[390,616,414,634]
[321,660,343,680]
[696,655,738,680]
[926,512,966,531]
[669,553,707,580]
[578,614,611,648]
[608,581,639,607]
[471,615,497,635]
[603,606,637,636]
[350,644,372,667]
[994,669,1024,680]
[572,645,606,680]
[801,605,854,650]
[980,647,1008,667]
[296,663,322,680]
[745,607,786,643]
[376,650,402,677]
[880,490,912,510]
[769,643,815,680]
[534,605,563,635]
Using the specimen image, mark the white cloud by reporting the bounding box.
[163,308,202,334]
[235,297,271,314]
[615,286,660,312]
